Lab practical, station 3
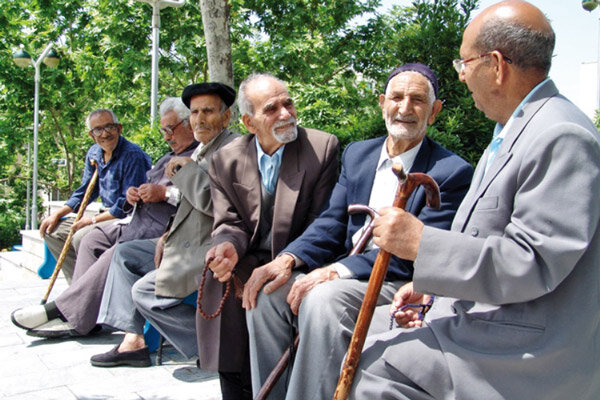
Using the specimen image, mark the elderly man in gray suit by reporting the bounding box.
[90,83,238,367]
[350,1,600,399]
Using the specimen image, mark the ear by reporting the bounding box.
[242,114,255,133]
[491,50,507,86]
[378,94,386,109]
[116,123,123,135]
[378,94,387,117]
[428,99,443,125]
[221,109,232,128]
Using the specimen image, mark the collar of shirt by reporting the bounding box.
[485,78,549,173]
[376,137,423,173]
[255,136,285,194]
[493,77,550,143]
[348,138,424,255]
[90,135,126,168]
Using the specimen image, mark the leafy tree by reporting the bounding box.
[0,0,489,249]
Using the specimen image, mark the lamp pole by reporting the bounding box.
[25,141,31,230]
[14,43,60,230]
[583,0,600,112]
[135,0,185,127]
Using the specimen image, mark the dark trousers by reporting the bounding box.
[219,353,252,400]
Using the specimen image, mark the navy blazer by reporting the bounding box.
[284,135,474,280]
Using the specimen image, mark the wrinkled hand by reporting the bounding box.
[166,157,194,178]
[373,207,424,261]
[154,232,168,268]
[126,186,141,206]
[138,183,167,203]
[72,215,94,232]
[206,241,238,282]
[389,282,431,328]
[287,266,339,315]
[242,254,295,310]
[39,214,61,237]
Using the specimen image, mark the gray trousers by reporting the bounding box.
[54,222,122,334]
[44,216,112,282]
[246,272,404,400]
[98,239,198,359]
[349,318,452,400]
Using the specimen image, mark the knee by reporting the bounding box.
[301,280,340,314]
[131,278,146,309]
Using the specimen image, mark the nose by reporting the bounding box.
[398,98,412,114]
[278,106,292,120]
[458,69,466,83]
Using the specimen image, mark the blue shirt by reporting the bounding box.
[255,137,285,194]
[64,136,152,219]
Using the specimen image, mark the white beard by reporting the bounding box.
[272,118,298,144]
[384,110,426,141]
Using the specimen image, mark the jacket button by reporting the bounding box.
[184,241,190,248]
[470,227,479,236]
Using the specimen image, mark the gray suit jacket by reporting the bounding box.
[410,80,600,399]
[198,127,340,371]
[155,130,239,298]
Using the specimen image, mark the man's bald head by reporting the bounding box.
[467,0,555,75]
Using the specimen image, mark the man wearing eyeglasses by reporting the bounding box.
[350,1,600,399]
[39,108,152,282]
[91,82,238,368]
[12,99,198,338]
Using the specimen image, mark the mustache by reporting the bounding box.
[390,114,418,124]
[193,124,213,132]
[273,117,297,128]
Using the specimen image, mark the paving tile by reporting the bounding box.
[2,386,78,400]
[0,256,221,400]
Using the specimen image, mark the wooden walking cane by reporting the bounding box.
[333,164,441,400]
[40,160,99,305]
[255,205,379,400]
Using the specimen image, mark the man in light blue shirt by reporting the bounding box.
[40,108,151,282]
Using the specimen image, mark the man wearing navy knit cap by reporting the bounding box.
[244,63,474,400]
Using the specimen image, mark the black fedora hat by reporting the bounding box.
[181,82,236,109]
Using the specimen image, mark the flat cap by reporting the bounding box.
[384,63,439,98]
[181,82,236,109]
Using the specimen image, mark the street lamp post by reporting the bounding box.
[13,43,60,230]
[583,0,600,113]
[135,0,185,126]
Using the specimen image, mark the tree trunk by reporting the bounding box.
[199,0,234,87]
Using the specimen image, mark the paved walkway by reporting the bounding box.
[0,253,221,400]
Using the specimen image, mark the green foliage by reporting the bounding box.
[0,0,491,247]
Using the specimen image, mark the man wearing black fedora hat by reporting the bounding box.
[204,73,340,399]
[89,83,239,368]
[11,98,199,341]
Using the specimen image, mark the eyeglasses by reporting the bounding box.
[90,123,120,137]
[452,51,512,74]
[159,119,185,136]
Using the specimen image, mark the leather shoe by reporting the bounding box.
[27,319,78,338]
[91,345,152,367]
[11,305,48,330]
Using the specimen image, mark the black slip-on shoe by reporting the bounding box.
[90,345,152,367]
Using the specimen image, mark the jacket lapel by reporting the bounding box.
[454,80,559,232]
[271,131,304,256]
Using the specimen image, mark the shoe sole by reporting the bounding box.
[26,329,79,339]
[90,359,152,368]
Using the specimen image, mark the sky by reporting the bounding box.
[379,0,599,116]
